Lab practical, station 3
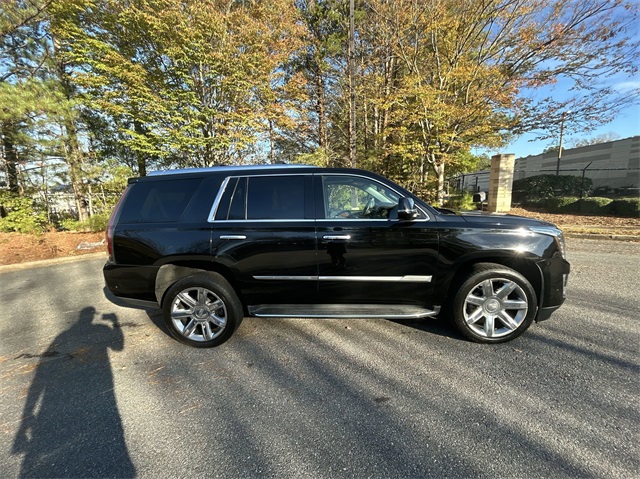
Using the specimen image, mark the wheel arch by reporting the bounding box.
[441,255,544,312]
[155,261,245,311]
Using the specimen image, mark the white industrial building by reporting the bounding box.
[453,136,640,194]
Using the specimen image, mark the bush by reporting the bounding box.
[575,197,613,215]
[609,198,640,218]
[545,196,579,213]
[0,193,47,233]
[59,218,81,231]
[444,192,476,211]
[512,175,591,204]
[86,213,110,232]
[60,212,110,232]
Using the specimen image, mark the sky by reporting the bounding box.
[478,72,640,160]
[499,103,640,159]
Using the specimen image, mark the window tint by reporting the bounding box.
[322,175,423,220]
[246,176,305,220]
[119,178,201,223]
[213,177,238,221]
[228,177,247,220]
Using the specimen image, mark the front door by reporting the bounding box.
[315,174,439,306]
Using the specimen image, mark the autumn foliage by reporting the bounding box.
[1,0,638,212]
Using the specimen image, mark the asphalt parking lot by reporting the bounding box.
[0,238,638,478]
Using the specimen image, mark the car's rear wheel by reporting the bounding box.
[162,272,243,347]
[451,264,537,343]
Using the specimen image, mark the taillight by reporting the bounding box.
[106,186,129,262]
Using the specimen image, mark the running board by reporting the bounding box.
[247,304,440,319]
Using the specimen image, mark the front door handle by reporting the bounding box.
[322,235,351,240]
[219,235,247,240]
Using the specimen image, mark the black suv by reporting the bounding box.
[103,165,570,347]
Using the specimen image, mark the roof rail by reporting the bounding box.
[148,164,316,176]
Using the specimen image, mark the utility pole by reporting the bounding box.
[348,0,356,168]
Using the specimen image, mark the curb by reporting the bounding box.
[0,252,107,273]
[565,233,639,242]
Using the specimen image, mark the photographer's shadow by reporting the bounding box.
[12,307,136,478]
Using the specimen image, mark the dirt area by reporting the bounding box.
[0,208,638,266]
[0,231,106,266]
[509,208,640,236]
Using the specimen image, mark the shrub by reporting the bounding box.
[512,175,591,204]
[575,197,612,215]
[444,192,476,211]
[59,218,81,231]
[545,196,579,213]
[609,198,640,218]
[0,193,47,233]
[60,212,110,232]
[592,185,613,197]
[85,213,110,232]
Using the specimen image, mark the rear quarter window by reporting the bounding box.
[118,178,203,223]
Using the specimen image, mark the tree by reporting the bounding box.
[353,0,639,204]
[276,0,346,166]
[1,1,59,195]
[571,132,621,148]
[54,0,304,169]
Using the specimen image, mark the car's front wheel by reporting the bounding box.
[451,264,537,343]
[162,272,243,347]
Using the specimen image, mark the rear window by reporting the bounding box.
[118,178,202,223]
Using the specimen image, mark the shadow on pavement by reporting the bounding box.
[388,316,467,341]
[11,307,136,478]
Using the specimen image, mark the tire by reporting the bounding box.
[451,264,537,343]
[162,272,243,348]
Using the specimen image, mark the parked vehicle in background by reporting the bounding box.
[103,165,570,347]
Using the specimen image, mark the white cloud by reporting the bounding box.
[614,81,640,92]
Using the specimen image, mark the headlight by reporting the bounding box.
[529,226,566,259]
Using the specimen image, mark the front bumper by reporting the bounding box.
[535,260,570,321]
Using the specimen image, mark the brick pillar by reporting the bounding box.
[488,154,515,213]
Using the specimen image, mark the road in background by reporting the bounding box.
[1,238,638,478]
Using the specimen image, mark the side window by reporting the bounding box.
[247,176,305,220]
[216,175,306,220]
[119,178,202,223]
[322,175,423,220]
[214,177,247,221]
[228,178,247,220]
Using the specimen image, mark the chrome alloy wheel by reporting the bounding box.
[463,278,529,339]
[170,287,227,342]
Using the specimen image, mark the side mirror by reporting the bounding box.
[397,197,418,221]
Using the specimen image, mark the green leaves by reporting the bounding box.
[1,0,637,220]
[55,0,303,167]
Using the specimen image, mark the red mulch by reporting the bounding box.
[0,231,106,266]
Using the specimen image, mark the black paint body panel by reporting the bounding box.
[103,166,570,319]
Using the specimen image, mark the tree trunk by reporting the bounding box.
[63,117,89,221]
[348,0,356,168]
[133,121,148,176]
[269,119,276,163]
[1,126,20,194]
[315,66,327,153]
[435,161,446,206]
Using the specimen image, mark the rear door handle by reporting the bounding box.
[219,235,246,240]
[322,235,351,240]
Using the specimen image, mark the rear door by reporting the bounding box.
[209,174,318,306]
[314,173,439,306]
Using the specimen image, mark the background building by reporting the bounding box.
[453,136,640,194]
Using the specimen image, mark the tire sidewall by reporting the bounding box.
[162,272,243,348]
[452,266,537,344]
